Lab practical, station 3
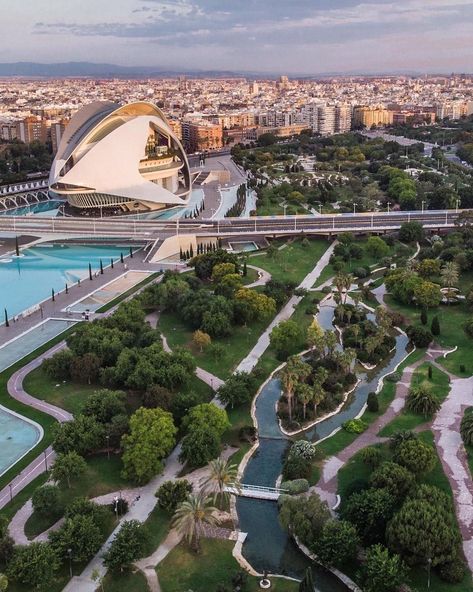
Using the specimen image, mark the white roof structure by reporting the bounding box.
[49,101,191,212]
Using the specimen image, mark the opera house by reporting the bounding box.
[49,101,192,214]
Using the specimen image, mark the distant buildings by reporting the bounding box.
[181,119,223,152]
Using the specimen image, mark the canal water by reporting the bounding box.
[236,296,409,589]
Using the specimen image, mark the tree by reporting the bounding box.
[406,325,433,348]
[394,438,436,476]
[315,519,359,568]
[103,520,147,572]
[306,320,324,353]
[431,315,440,336]
[460,407,473,445]
[42,349,73,381]
[387,495,460,566]
[180,404,230,468]
[369,462,414,500]
[342,488,395,545]
[49,514,102,563]
[51,451,87,488]
[270,320,303,358]
[82,389,127,424]
[413,280,442,309]
[192,330,211,352]
[399,221,424,243]
[441,261,460,290]
[211,262,236,283]
[281,356,311,421]
[203,458,241,508]
[361,544,408,592]
[216,372,256,408]
[156,480,193,513]
[0,574,7,592]
[366,236,389,259]
[52,414,104,455]
[418,258,441,278]
[279,493,330,548]
[234,288,276,323]
[299,568,314,592]
[6,542,60,591]
[0,517,14,565]
[333,272,353,304]
[367,391,379,412]
[32,485,61,516]
[406,385,440,417]
[121,407,177,484]
[172,492,219,552]
[70,353,102,385]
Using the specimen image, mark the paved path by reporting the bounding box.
[314,346,443,508]
[236,242,336,373]
[431,370,473,570]
[245,265,271,288]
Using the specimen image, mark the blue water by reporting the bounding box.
[236,296,409,588]
[0,244,128,318]
[0,200,64,217]
[0,407,41,476]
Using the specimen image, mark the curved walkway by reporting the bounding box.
[245,265,271,288]
[431,364,473,570]
[314,345,444,508]
[0,341,73,510]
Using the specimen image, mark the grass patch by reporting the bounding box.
[250,238,329,285]
[379,362,450,437]
[157,539,298,592]
[385,296,473,377]
[101,570,150,592]
[142,505,172,556]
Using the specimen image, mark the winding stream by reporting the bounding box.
[236,294,409,589]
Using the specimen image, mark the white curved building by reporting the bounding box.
[49,101,192,213]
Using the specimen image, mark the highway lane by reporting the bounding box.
[0,210,466,239]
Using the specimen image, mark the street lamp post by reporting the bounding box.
[427,557,432,589]
[318,204,322,215]
[353,203,357,215]
[114,496,119,522]
[283,204,287,218]
[456,199,460,213]
[9,483,13,501]
[44,450,48,471]
[67,548,73,578]
[421,200,426,213]
[387,201,391,214]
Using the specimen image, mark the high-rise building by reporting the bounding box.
[181,119,223,152]
[248,81,259,95]
[0,121,18,141]
[50,119,69,154]
[353,107,394,128]
[317,105,337,135]
[16,116,48,143]
[335,104,352,133]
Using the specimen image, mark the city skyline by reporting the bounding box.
[1,0,473,75]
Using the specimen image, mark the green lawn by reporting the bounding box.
[101,570,150,592]
[142,505,172,556]
[385,296,473,376]
[157,539,298,592]
[24,454,130,538]
[23,366,97,415]
[250,238,329,284]
[379,362,450,437]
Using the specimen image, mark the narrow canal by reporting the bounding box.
[236,295,409,589]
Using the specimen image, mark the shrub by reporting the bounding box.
[238,425,257,442]
[394,438,436,476]
[460,407,473,446]
[156,480,193,513]
[406,325,433,348]
[282,454,312,481]
[42,349,73,381]
[280,479,309,495]
[370,462,414,499]
[460,364,466,373]
[315,519,360,568]
[288,440,318,461]
[360,447,382,468]
[367,391,379,412]
[385,371,401,382]
[32,485,61,517]
[464,317,473,338]
[439,555,467,583]
[431,315,440,336]
[389,430,417,450]
[354,267,368,278]
[420,308,428,325]
[342,418,367,434]
[406,385,440,417]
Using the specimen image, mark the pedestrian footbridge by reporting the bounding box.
[224,483,287,500]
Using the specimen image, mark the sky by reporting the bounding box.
[0,0,473,74]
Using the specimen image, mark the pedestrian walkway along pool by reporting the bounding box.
[236,298,409,589]
[0,243,128,318]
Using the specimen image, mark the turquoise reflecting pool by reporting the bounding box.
[0,244,128,318]
[0,200,64,217]
[0,407,42,476]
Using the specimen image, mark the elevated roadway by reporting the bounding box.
[0,209,466,242]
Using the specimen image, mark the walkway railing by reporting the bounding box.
[224,483,287,500]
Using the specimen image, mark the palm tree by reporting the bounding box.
[334,272,353,304]
[406,385,440,418]
[281,356,311,421]
[203,458,241,508]
[310,383,325,418]
[172,492,220,552]
[351,324,361,349]
[441,261,459,302]
[296,383,312,420]
[324,330,338,357]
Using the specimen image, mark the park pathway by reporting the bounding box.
[314,346,444,508]
[245,265,271,288]
[431,368,473,571]
[236,242,336,373]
